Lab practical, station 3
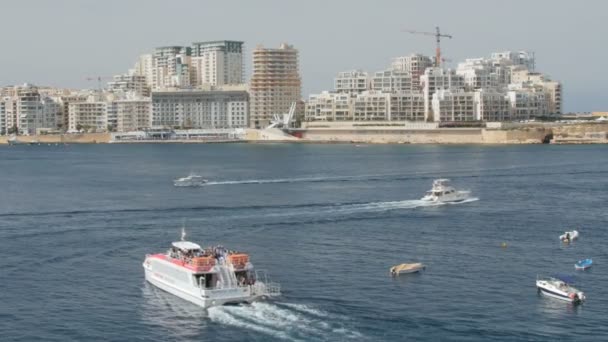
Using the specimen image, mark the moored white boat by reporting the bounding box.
[559,230,579,242]
[421,179,470,203]
[536,275,585,303]
[143,231,280,308]
[390,263,426,276]
[174,173,208,187]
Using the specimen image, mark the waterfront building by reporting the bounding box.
[353,91,391,121]
[0,99,6,134]
[151,89,248,129]
[334,70,369,95]
[474,90,511,121]
[250,43,301,128]
[431,89,476,122]
[391,54,433,90]
[0,84,61,135]
[305,91,354,121]
[68,97,107,132]
[107,73,150,97]
[506,88,548,120]
[371,69,413,93]
[389,92,425,121]
[114,98,152,132]
[420,68,465,121]
[190,41,244,87]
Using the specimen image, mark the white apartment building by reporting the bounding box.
[391,54,433,90]
[334,70,369,95]
[114,99,152,132]
[506,89,548,120]
[491,51,535,71]
[305,92,353,121]
[151,90,248,129]
[456,58,499,90]
[389,93,425,121]
[134,54,154,88]
[107,73,150,97]
[353,92,390,121]
[1,85,61,135]
[0,99,6,134]
[250,43,301,128]
[190,41,244,87]
[420,68,465,121]
[474,90,511,121]
[151,46,191,89]
[68,100,107,132]
[372,69,412,93]
[432,90,476,122]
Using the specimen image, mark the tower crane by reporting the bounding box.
[85,76,113,91]
[402,26,452,68]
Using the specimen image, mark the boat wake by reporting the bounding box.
[207,302,362,341]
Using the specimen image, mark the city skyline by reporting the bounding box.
[0,0,606,112]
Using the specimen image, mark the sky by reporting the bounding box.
[0,0,606,112]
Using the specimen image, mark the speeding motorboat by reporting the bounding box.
[390,263,426,276]
[143,229,280,308]
[536,275,585,303]
[174,173,208,187]
[421,179,470,203]
[560,230,579,243]
[575,259,593,270]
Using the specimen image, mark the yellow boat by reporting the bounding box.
[390,263,426,276]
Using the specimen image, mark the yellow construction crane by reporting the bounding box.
[402,26,453,68]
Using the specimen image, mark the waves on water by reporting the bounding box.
[207,301,363,341]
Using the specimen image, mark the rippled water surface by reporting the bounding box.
[1,143,608,341]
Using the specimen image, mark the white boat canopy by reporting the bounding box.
[172,241,202,251]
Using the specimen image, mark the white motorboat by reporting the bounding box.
[390,263,426,276]
[559,230,579,242]
[174,173,208,187]
[536,275,585,303]
[421,179,470,203]
[143,231,280,308]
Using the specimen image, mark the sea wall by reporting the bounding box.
[300,127,551,144]
[0,133,111,145]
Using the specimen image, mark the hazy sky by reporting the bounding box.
[1,0,606,112]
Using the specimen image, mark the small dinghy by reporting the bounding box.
[575,258,593,270]
[559,230,579,243]
[390,263,425,276]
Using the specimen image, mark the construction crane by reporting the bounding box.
[402,26,452,68]
[85,76,113,91]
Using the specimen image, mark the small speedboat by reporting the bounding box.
[575,258,593,270]
[560,230,579,243]
[390,263,425,276]
[174,173,208,187]
[421,179,470,203]
[536,275,585,303]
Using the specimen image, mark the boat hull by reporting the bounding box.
[144,268,262,308]
[536,280,584,303]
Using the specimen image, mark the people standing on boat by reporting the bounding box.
[565,232,571,242]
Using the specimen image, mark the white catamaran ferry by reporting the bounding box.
[143,231,280,308]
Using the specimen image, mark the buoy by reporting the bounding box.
[501,242,508,248]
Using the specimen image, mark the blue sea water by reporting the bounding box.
[1,143,607,341]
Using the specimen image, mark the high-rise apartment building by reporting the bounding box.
[391,54,433,90]
[152,46,191,89]
[250,43,301,128]
[107,73,150,97]
[190,41,244,87]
